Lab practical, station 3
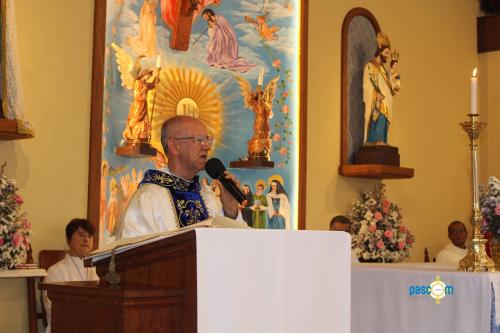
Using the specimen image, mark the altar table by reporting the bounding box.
[352,263,500,333]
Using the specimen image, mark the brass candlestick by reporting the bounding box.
[458,113,495,272]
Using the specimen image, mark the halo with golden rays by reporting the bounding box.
[268,174,285,187]
[255,179,267,190]
[147,66,224,156]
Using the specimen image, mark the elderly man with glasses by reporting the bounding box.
[118,115,243,239]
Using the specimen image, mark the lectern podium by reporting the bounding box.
[41,229,350,333]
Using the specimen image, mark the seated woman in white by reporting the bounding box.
[42,218,99,333]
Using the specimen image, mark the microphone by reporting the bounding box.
[205,158,246,204]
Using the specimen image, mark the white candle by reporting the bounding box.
[471,68,477,115]
[156,54,162,68]
[258,68,264,86]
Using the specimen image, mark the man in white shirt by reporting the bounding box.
[42,218,99,333]
[118,115,242,239]
[436,221,468,264]
[330,215,359,263]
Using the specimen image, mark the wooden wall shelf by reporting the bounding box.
[339,164,414,179]
[478,14,500,53]
[0,119,34,140]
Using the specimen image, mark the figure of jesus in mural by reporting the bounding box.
[362,32,401,145]
[159,0,220,51]
[202,8,255,73]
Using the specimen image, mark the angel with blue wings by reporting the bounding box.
[111,43,159,144]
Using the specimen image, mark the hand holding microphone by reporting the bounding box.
[205,158,246,203]
[205,158,245,218]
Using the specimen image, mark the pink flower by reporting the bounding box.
[273,133,281,142]
[22,218,31,229]
[384,230,393,239]
[279,147,288,156]
[368,224,377,233]
[495,204,500,216]
[398,241,405,250]
[12,233,23,248]
[272,59,281,68]
[374,211,383,221]
[0,238,4,246]
[282,105,289,114]
[399,225,407,233]
[382,206,389,214]
[376,240,385,249]
[382,200,390,208]
[14,195,23,205]
[406,237,413,244]
[282,91,289,98]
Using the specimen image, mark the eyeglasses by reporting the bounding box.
[174,135,214,146]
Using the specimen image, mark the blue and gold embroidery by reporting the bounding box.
[140,170,209,227]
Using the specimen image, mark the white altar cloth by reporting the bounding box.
[196,229,351,333]
[352,263,500,333]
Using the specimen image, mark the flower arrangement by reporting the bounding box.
[480,176,500,240]
[0,162,31,270]
[348,184,415,262]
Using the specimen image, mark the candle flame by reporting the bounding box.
[473,68,477,77]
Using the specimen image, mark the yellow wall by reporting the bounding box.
[0,1,94,332]
[0,0,493,331]
[307,0,479,264]
[480,51,500,179]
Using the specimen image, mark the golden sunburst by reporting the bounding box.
[147,66,224,155]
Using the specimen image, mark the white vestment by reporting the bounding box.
[118,170,242,239]
[42,254,99,333]
[435,243,467,264]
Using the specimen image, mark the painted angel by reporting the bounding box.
[104,164,129,238]
[244,14,279,42]
[235,75,279,159]
[127,0,158,57]
[111,43,159,144]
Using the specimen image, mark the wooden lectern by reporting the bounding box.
[41,229,351,333]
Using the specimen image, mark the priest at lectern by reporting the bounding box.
[118,116,244,239]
